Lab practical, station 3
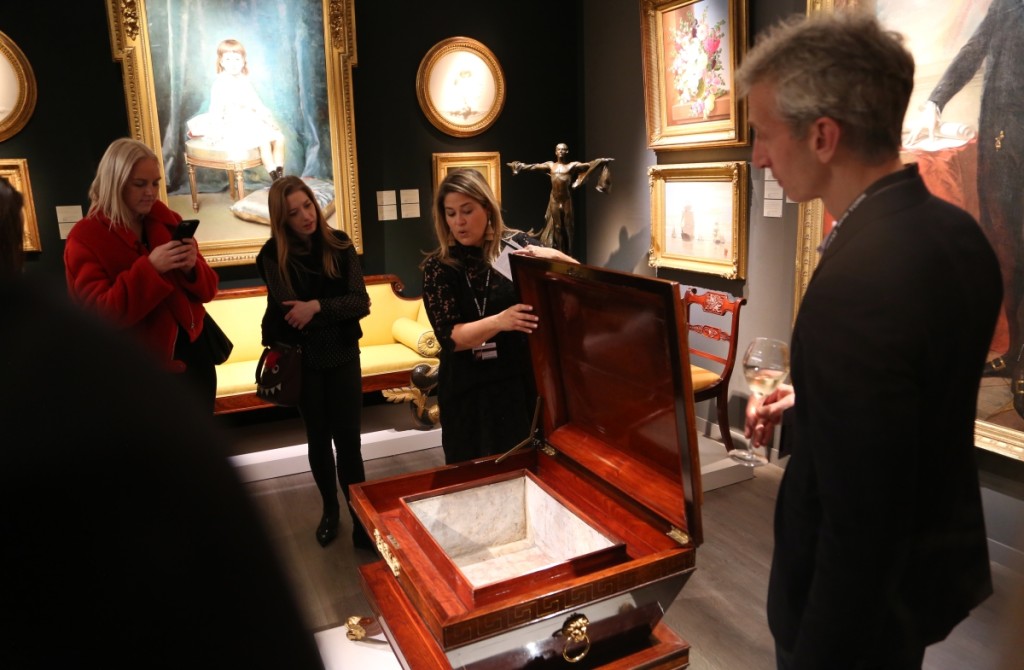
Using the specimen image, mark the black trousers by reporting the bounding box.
[298,358,365,513]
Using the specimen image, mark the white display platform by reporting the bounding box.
[315,625,401,670]
[698,433,756,490]
[229,402,756,490]
[230,402,441,483]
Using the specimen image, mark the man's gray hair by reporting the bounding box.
[736,11,914,164]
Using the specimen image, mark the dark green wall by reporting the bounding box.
[1,5,129,283]
[351,1,584,295]
[0,2,583,296]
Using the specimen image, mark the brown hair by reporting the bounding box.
[266,175,351,294]
[423,168,516,269]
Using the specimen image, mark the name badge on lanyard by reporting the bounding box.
[468,267,498,361]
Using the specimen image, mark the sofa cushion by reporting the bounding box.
[392,317,440,356]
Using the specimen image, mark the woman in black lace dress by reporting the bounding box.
[421,169,576,464]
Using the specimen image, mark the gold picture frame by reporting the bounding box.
[648,161,748,278]
[0,31,37,142]
[801,0,1021,461]
[640,0,748,151]
[104,0,362,266]
[0,158,40,252]
[432,152,501,204]
[416,37,506,138]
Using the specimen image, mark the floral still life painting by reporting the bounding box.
[641,0,747,150]
[668,4,728,122]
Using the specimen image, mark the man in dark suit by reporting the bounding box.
[737,13,1001,670]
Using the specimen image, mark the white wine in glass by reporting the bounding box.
[730,337,790,466]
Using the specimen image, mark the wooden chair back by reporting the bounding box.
[683,288,747,453]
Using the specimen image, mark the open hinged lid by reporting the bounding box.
[511,255,703,546]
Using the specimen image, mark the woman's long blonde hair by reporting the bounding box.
[87,138,159,230]
[423,168,514,269]
[267,175,351,294]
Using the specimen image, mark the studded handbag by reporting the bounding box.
[255,343,302,407]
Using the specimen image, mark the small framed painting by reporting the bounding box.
[0,158,41,252]
[432,151,501,203]
[648,161,748,278]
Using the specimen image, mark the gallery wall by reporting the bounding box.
[1,4,129,287]
[1,0,803,309]
[350,0,586,295]
[581,0,805,411]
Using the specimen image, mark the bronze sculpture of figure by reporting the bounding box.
[507,143,613,253]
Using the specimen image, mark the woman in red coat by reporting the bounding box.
[65,138,220,409]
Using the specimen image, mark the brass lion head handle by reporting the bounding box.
[559,612,591,663]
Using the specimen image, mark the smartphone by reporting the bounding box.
[172,218,200,241]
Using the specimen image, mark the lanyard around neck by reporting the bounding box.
[817,171,910,254]
[818,191,867,253]
[465,267,491,317]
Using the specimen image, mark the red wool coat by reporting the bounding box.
[64,200,219,370]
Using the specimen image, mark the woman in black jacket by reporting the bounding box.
[257,176,371,548]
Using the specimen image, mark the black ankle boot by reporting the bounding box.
[316,509,340,547]
[1013,362,1024,419]
[982,354,1012,378]
[984,343,1024,378]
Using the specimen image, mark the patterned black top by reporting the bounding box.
[256,231,369,370]
[421,231,539,462]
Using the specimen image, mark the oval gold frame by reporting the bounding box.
[0,31,38,142]
[416,37,505,138]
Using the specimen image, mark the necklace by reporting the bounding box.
[465,267,491,318]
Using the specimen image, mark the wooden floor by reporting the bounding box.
[244,447,1024,670]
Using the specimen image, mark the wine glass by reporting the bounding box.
[729,337,790,467]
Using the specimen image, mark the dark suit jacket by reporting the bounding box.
[768,165,1001,668]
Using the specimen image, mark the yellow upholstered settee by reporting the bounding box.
[206,274,439,415]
